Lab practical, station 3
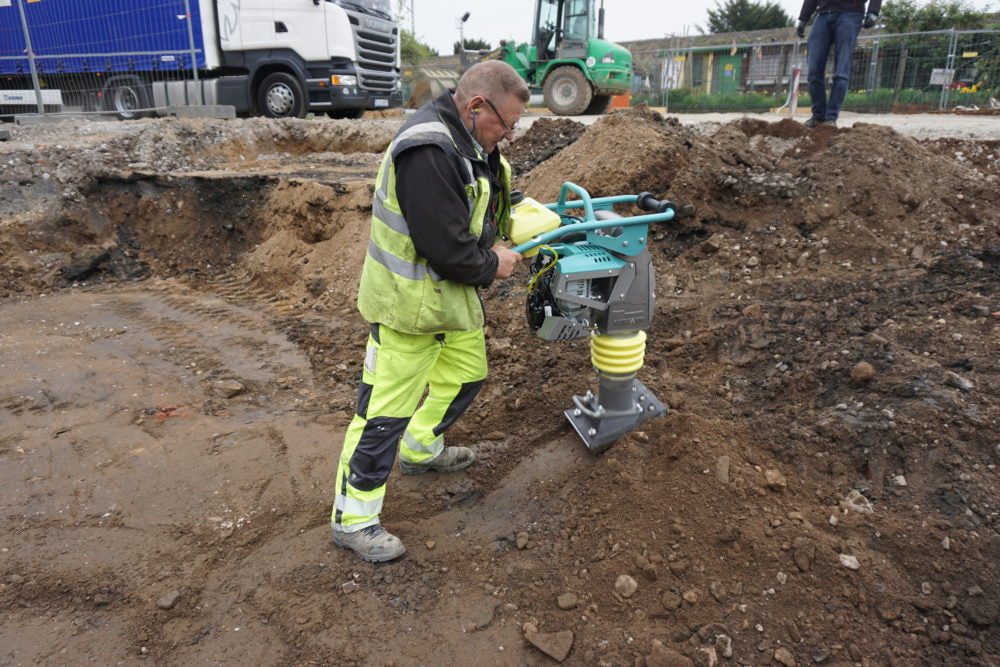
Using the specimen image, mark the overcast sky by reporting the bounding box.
[402,0,996,54]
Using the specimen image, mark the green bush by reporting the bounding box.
[656,87,787,112]
[635,85,996,113]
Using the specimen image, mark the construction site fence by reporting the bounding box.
[1,0,203,119]
[634,29,1000,114]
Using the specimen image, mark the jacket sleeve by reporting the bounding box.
[798,0,818,21]
[394,144,499,287]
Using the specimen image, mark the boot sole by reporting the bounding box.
[398,458,474,475]
[332,538,406,562]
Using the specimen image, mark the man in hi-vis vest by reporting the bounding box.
[331,61,529,562]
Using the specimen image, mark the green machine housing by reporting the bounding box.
[499,0,633,116]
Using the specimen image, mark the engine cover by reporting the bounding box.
[526,243,655,341]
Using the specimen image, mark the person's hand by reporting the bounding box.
[795,20,806,38]
[492,244,522,280]
[863,12,877,28]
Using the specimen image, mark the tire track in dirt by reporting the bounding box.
[0,282,341,665]
[193,269,303,317]
[105,280,313,390]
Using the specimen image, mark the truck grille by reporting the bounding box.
[348,15,398,93]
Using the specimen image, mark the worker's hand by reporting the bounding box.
[491,244,522,280]
[795,20,806,38]
[862,12,878,28]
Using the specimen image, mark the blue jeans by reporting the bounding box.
[806,11,863,121]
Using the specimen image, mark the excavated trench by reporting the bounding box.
[52,175,272,283]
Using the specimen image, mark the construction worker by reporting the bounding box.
[330,60,529,562]
[797,0,880,127]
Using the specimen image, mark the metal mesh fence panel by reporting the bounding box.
[1,0,203,118]
[630,29,1000,114]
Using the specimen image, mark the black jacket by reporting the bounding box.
[393,92,503,287]
[799,0,880,21]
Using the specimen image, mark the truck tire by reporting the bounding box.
[583,94,612,115]
[104,76,151,120]
[543,66,593,116]
[258,72,306,119]
[327,108,365,119]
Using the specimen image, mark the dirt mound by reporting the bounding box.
[505,116,586,176]
[522,106,692,201]
[735,116,809,140]
[923,137,1000,176]
[523,112,999,272]
[1,112,998,666]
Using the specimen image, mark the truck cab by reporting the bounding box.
[0,0,402,120]
[218,0,402,118]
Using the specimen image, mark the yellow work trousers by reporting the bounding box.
[331,324,487,532]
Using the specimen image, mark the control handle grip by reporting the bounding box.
[636,191,677,215]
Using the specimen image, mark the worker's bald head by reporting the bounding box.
[454,61,530,107]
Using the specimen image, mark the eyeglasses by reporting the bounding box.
[484,98,518,136]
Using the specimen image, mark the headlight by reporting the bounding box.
[600,54,615,64]
[331,75,358,86]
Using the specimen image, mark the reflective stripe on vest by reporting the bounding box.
[366,238,443,282]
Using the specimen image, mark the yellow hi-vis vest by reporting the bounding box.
[357,104,512,334]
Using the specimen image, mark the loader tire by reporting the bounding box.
[543,66,592,116]
[583,94,612,115]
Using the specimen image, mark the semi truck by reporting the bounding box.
[0,0,402,119]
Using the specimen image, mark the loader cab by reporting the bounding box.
[532,0,594,61]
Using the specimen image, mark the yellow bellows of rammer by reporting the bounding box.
[590,331,646,375]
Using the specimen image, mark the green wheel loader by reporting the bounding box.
[499,0,633,116]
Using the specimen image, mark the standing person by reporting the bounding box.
[330,60,529,562]
[797,0,880,127]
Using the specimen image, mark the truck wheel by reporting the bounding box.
[543,66,593,116]
[583,95,612,115]
[258,72,306,119]
[104,76,151,120]
[327,108,364,119]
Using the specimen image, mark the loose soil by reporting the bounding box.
[1,110,998,666]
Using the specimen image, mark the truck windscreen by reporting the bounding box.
[328,0,393,20]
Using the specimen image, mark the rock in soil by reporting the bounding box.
[523,624,574,663]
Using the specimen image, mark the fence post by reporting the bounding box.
[892,41,907,104]
[665,43,676,110]
[183,0,203,105]
[939,29,957,111]
[865,38,879,96]
[15,0,45,116]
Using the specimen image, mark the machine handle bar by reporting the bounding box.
[510,183,675,255]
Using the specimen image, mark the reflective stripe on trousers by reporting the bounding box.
[331,324,487,532]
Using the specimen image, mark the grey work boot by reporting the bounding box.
[399,446,475,475]
[332,524,406,562]
[804,116,836,128]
